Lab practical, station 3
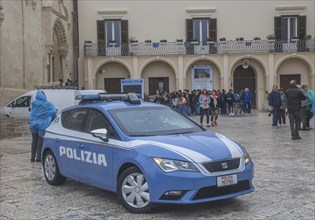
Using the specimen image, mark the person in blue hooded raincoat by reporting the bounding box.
[30,91,57,162]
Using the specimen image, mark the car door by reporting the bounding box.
[80,109,118,188]
[10,96,32,120]
[58,108,89,179]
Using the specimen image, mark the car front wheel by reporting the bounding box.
[117,167,152,213]
[43,150,66,186]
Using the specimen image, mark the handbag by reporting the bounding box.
[203,103,209,109]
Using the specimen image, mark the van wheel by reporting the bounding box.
[43,150,66,186]
[117,167,152,213]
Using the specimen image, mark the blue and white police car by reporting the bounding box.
[42,93,254,213]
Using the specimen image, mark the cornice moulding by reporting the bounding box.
[275,6,305,11]
[97,10,127,15]
[186,8,216,13]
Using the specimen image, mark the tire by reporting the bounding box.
[117,167,152,213]
[43,150,66,186]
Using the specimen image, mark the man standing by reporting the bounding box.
[244,88,252,113]
[285,80,307,140]
[269,85,281,127]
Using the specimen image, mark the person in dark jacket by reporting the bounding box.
[30,91,57,162]
[285,80,307,140]
[269,85,281,127]
[226,89,235,115]
[244,88,252,113]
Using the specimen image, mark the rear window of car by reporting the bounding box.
[61,108,88,131]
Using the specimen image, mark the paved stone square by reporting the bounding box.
[0,111,314,219]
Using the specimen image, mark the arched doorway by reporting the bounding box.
[51,19,68,82]
[141,61,176,95]
[96,62,130,93]
[233,66,256,108]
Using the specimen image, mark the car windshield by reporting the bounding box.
[109,107,203,136]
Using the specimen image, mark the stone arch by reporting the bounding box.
[275,55,314,90]
[230,55,268,77]
[139,57,178,78]
[184,57,223,77]
[53,18,67,48]
[51,18,68,82]
[275,54,314,75]
[93,58,132,79]
[230,55,268,110]
[184,57,223,91]
[94,59,132,92]
[140,59,177,95]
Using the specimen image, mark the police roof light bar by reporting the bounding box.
[76,93,140,104]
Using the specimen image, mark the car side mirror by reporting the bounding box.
[91,128,108,142]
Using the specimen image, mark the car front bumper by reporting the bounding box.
[141,160,254,204]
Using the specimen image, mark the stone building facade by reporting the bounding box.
[78,0,315,110]
[0,0,77,106]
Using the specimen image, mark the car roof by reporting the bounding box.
[63,101,166,112]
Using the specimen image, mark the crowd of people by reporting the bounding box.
[150,88,253,127]
[268,81,315,140]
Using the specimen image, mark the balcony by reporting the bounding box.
[84,39,315,57]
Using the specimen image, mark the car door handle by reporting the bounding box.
[55,138,61,142]
[78,144,85,149]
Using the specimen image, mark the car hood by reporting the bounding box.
[128,131,244,163]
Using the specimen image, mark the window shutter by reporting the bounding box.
[298,16,306,39]
[121,20,129,56]
[121,20,129,43]
[208,18,217,41]
[97,20,105,45]
[274,17,282,40]
[186,19,193,41]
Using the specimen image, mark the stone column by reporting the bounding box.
[86,57,93,89]
[132,56,138,79]
[309,73,315,90]
[178,55,184,90]
[268,53,275,90]
[49,53,53,82]
[223,55,229,89]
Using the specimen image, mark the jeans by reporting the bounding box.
[289,111,301,138]
[200,107,210,125]
[227,102,234,114]
[279,109,286,124]
[272,106,280,126]
[31,132,43,161]
[244,102,251,113]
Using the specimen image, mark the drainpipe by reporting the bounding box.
[22,0,26,89]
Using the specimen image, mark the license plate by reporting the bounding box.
[217,174,237,187]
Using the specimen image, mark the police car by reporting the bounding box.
[42,93,254,213]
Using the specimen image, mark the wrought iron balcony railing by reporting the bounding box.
[84,39,315,57]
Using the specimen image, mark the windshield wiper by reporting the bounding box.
[167,131,193,135]
[129,134,157,137]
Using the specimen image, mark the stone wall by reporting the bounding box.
[0,117,30,140]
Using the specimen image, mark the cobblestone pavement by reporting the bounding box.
[1,111,314,220]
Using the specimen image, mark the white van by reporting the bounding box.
[0,90,106,120]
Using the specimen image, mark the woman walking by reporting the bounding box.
[199,89,210,127]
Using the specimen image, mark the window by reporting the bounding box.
[15,96,31,108]
[83,109,119,140]
[105,20,121,46]
[62,108,88,131]
[281,17,297,40]
[193,19,209,45]
[274,16,306,41]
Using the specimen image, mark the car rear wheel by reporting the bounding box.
[43,150,66,186]
[117,167,152,213]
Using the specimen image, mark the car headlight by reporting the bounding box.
[243,151,251,164]
[153,158,199,172]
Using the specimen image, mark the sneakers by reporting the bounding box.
[35,159,41,163]
[206,124,210,127]
[31,158,35,162]
[291,136,302,140]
